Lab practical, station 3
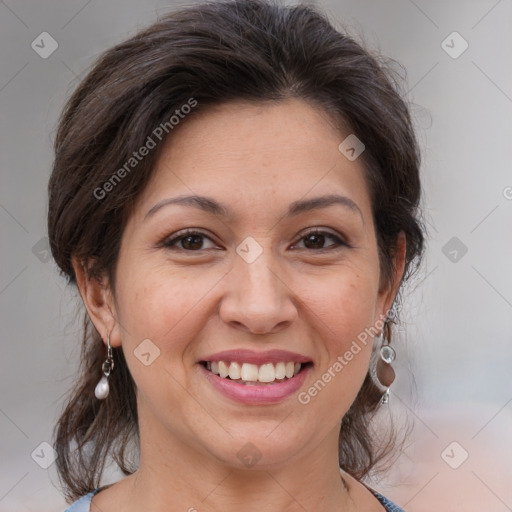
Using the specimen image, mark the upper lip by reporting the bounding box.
[199,349,313,365]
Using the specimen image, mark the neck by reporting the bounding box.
[124,464,354,512]
[119,415,356,512]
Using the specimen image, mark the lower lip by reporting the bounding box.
[199,363,311,405]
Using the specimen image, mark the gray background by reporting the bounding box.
[1,1,511,510]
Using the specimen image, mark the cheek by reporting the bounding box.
[115,250,207,328]
[114,272,203,412]
[296,271,377,409]
[299,264,379,339]
[113,260,224,379]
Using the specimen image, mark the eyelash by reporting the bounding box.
[161,228,349,252]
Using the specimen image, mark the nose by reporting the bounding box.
[219,247,298,335]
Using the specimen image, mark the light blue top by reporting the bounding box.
[63,485,405,511]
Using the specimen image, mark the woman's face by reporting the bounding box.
[103,99,403,470]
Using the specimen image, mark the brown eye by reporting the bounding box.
[303,233,327,249]
[163,230,217,251]
[180,234,205,250]
[294,230,347,250]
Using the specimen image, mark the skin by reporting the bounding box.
[74,98,406,512]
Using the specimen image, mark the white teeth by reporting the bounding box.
[258,363,275,383]
[206,360,306,383]
[228,361,241,380]
[218,360,229,378]
[240,363,259,381]
[275,361,286,380]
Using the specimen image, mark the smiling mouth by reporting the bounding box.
[200,360,313,385]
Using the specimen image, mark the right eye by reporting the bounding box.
[162,229,219,251]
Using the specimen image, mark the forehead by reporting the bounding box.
[132,99,373,224]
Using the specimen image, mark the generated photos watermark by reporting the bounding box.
[297,312,389,405]
[93,97,198,200]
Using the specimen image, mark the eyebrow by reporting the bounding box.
[144,193,363,222]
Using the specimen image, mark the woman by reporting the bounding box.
[49,1,424,510]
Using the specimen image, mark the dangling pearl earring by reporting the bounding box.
[95,331,114,400]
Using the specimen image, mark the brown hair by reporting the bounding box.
[48,0,424,502]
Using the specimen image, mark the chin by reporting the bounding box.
[207,429,310,471]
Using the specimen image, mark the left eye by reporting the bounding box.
[293,230,346,250]
[163,230,218,251]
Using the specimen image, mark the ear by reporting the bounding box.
[72,256,122,348]
[376,231,407,321]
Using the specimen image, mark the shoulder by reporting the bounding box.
[341,469,404,512]
[62,485,404,511]
[370,489,405,512]
[62,488,102,512]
